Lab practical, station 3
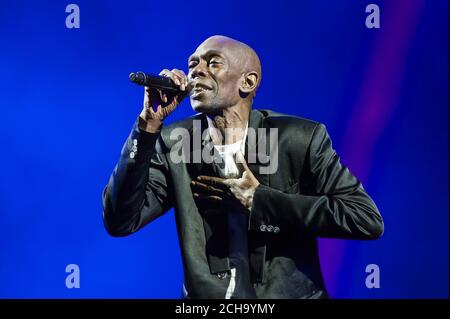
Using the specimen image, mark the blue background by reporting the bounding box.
[0,0,447,298]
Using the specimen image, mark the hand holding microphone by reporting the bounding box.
[134,69,191,133]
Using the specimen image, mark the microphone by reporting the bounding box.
[129,71,182,94]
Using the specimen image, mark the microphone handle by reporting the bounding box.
[129,72,180,94]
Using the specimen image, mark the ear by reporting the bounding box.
[239,71,259,95]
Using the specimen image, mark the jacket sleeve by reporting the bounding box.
[248,123,384,239]
[102,119,174,237]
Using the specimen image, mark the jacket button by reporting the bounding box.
[273,226,280,234]
[267,225,274,232]
[259,224,267,232]
[217,271,228,280]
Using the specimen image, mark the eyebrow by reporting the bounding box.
[188,50,225,62]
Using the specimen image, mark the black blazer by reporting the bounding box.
[102,109,384,299]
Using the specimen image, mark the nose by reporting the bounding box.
[190,61,207,79]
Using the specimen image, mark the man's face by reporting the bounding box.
[188,39,243,114]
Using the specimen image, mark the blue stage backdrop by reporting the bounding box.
[0,0,448,298]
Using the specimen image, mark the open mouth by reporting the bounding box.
[191,83,212,98]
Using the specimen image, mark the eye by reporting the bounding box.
[209,59,222,66]
[188,62,197,69]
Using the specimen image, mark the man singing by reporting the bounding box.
[102,35,384,299]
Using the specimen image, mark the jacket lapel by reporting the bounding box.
[245,110,269,283]
[244,109,270,187]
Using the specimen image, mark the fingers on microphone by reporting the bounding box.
[159,69,170,77]
[172,69,186,81]
[172,69,187,91]
[160,68,188,92]
[158,89,168,103]
[159,68,180,87]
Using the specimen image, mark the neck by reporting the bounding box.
[206,103,250,145]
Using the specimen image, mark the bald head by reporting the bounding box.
[198,35,262,88]
[188,35,262,114]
